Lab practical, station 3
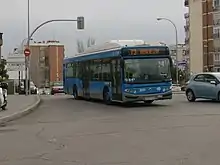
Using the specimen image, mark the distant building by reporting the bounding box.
[168,44,188,70]
[184,12,190,61]
[184,0,220,72]
[6,48,25,80]
[29,40,64,88]
[6,40,65,88]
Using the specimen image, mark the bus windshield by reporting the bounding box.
[124,58,171,84]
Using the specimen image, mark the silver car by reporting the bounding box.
[186,72,220,102]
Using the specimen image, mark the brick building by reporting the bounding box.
[184,0,220,73]
[29,40,64,87]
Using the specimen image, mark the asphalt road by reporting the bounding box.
[1,94,220,165]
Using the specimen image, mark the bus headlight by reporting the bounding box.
[124,89,136,93]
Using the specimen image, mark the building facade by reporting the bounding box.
[213,0,220,71]
[185,0,219,73]
[29,40,64,88]
[6,49,25,80]
[184,12,190,62]
[7,40,65,88]
[169,44,188,70]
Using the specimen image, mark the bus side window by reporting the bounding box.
[93,60,102,81]
[90,60,97,81]
[102,59,111,81]
[77,62,83,79]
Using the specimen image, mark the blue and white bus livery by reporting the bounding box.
[63,40,172,104]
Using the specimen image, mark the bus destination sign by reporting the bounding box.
[122,47,169,56]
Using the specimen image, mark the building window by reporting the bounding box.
[214,53,220,61]
[213,28,220,38]
[215,0,220,6]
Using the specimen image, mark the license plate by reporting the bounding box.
[157,95,163,98]
[144,97,155,100]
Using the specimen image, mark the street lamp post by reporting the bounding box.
[157,17,179,84]
[25,16,85,95]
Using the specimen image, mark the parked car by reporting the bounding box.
[171,84,181,92]
[185,72,220,102]
[18,81,37,94]
[51,81,64,95]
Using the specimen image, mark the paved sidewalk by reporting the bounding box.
[0,95,41,123]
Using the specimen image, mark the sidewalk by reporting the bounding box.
[0,95,41,124]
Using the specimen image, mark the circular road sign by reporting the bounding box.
[24,48,31,56]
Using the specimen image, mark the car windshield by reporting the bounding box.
[214,74,220,80]
[53,81,63,86]
[124,58,171,84]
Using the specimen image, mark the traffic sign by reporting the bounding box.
[24,48,31,56]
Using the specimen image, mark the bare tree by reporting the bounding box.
[76,37,96,54]
[76,40,84,53]
[87,37,96,48]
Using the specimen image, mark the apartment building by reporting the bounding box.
[169,44,188,70]
[29,40,64,88]
[184,0,220,73]
[184,12,190,60]
[213,0,220,71]
[6,49,25,80]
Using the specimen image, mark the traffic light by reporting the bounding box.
[77,16,84,30]
[0,33,3,46]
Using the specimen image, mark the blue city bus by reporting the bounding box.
[63,40,172,104]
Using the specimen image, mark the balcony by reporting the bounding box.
[184,0,189,7]
[184,13,189,19]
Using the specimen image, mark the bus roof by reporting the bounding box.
[75,40,144,56]
[64,40,169,62]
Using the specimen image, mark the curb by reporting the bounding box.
[173,91,185,94]
[0,95,41,124]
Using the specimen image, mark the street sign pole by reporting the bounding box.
[24,48,31,95]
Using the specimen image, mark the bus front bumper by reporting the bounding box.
[122,91,172,102]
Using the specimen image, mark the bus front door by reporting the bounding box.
[82,61,90,99]
[111,59,122,101]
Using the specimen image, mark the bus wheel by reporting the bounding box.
[73,86,79,100]
[103,89,111,105]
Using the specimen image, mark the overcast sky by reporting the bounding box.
[1,0,187,57]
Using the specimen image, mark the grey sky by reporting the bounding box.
[1,0,187,56]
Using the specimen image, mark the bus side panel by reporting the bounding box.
[65,78,81,95]
[76,79,83,97]
[89,81,111,99]
[89,81,103,99]
[66,78,74,95]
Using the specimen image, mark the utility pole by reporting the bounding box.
[25,0,30,95]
